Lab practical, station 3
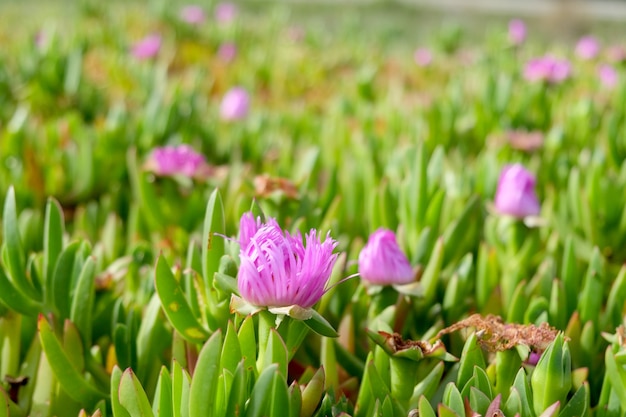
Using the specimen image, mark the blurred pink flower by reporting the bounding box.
[523,56,571,83]
[414,47,433,67]
[508,19,526,45]
[215,2,237,24]
[494,164,541,218]
[237,213,338,308]
[288,26,305,43]
[180,5,206,25]
[220,87,250,121]
[358,229,414,286]
[575,36,600,60]
[131,34,161,60]
[217,42,237,62]
[146,144,207,177]
[598,64,618,88]
[606,45,626,63]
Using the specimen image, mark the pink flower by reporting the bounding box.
[288,26,305,43]
[598,64,618,88]
[237,214,338,308]
[494,164,541,218]
[146,144,207,177]
[131,34,161,60]
[220,87,250,121]
[215,2,237,24]
[217,42,237,62]
[523,56,571,83]
[575,36,600,60]
[606,45,626,63]
[180,5,206,25]
[508,19,526,46]
[414,48,433,67]
[358,229,414,285]
[239,212,263,249]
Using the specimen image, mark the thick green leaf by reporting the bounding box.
[420,238,444,306]
[244,364,279,417]
[201,189,226,290]
[268,371,290,417]
[264,329,288,377]
[470,387,492,416]
[69,256,96,346]
[225,362,248,417]
[418,395,436,417]
[442,383,465,417]
[189,330,223,417]
[171,361,191,417]
[119,368,155,417]
[237,315,257,374]
[152,366,173,417]
[301,367,325,417]
[0,265,43,316]
[52,241,81,320]
[38,316,108,406]
[303,309,338,338]
[559,382,589,417]
[43,198,64,297]
[457,333,486,390]
[2,186,40,301]
[154,255,210,344]
[410,362,445,409]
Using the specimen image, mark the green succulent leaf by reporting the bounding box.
[154,255,210,344]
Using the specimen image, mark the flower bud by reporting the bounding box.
[358,229,414,285]
[494,164,541,218]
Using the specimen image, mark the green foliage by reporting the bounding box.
[1,2,626,416]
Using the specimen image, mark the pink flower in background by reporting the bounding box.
[34,30,48,49]
[523,56,571,83]
[217,42,237,62]
[220,87,250,121]
[575,36,600,60]
[494,164,541,218]
[598,64,618,88]
[180,5,206,25]
[358,229,414,286]
[146,144,207,177]
[414,47,433,67]
[131,34,161,60]
[288,26,305,43]
[606,45,626,63]
[237,214,338,308]
[508,19,526,45]
[215,2,238,24]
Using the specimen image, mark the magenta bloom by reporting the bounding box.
[598,64,618,88]
[523,56,571,84]
[217,42,237,62]
[508,19,526,46]
[131,34,161,60]
[146,144,207,177]
[494,164,541,218]
[606,45,626,63]
[180,5,206,25]
[237,214,338,309]
[414,48,433,67]
[358,229,414,286]
[220,87,250,121]
[215,2,237,24]
[575,36,600,60]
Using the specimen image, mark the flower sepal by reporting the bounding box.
[230,294,264,317]
[230,295,338,337]
[393,281,424,297]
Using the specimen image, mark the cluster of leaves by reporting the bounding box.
[1,1,626,416]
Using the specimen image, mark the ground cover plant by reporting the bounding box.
[1,1,626,416]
